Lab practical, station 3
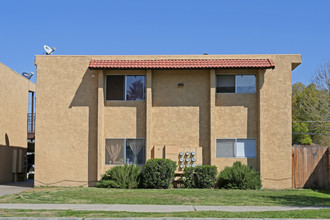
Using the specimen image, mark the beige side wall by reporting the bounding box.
[151,70,210,164]
[0,63,33,183]
[257,55,296,189]
[35,56,98,186]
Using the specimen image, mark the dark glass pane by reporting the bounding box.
[217,87,236,93]
[106,75,125,100]
[126,76,145,100]
[216,75,235,93]
[105,139,125,165]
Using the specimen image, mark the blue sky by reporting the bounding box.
[0,0,329,85]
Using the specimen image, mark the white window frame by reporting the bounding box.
[105,138,146,165]
[105,75,146,101]
[216,74,256,94]
[215,138,256,158]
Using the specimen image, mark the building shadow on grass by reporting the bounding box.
[267,193,330,206]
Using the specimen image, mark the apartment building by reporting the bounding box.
[34,54,301,188]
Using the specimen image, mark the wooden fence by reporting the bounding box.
[292,145,330,189]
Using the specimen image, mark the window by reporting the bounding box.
[216,75,256,93]
[216,139,235,157]
[105,139,125,165]
[106,75,145,101]
[236,139,256,158]
[105,138,145,165]
[216,139,256,158]
[106,75,125,100]
[236,75,256,93]
[217,75,235,93]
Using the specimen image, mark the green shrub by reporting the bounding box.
[142,159,177,189]
[216,161,262,189]
[183,167,195,188]
[96,164,141,189]
[183,165,217,188]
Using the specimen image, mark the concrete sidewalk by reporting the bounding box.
[0,218,330,220]
[0,204,329,213]
[0,180,34,197]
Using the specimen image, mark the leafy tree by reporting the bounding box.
[292,82,307,121]
[308,62,330,145]
[292,83,313,144]
[292,61,329,146]
[292,122,312,145]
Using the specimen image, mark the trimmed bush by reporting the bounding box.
[96,164,141,189]
[142,159,177,189]
[183,165,217,188]
[216,161,262,189]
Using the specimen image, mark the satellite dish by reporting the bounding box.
[22,72,34,79]
[43,45,56,55]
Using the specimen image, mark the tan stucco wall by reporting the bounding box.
[256,55,298,189]
[103,70,146,139]
[35,54,301,188]
[101,70,147,176]
[34,56,98,186]
[214,93,258,171]
[215,93,257,138]
[104,101,146,138]
[213,69,258,170]
[152,70,210,164]
[0,62,34,183]
[153,145,203,173]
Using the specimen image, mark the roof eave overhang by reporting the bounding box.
[88,59,275,70]
[89,66,275,70]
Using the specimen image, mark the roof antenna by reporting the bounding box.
[43,45,56,55]
[22,72,34,79]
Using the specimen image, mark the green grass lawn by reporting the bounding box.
[0,209,329,218]
[0,187,329,206]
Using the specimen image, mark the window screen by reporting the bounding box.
[126,139,145,165]
[216,138,256,158]
[216,139,235,157]
[105,139,125,165]
[236,75,256,93]
[106,75,125,100]
[216,75,235,93]
[237,139,256,158]
[126,76,145,100]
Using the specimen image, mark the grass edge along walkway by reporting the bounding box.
[0,204,329,213]
[0,188,329,207]
[0,208,329,219]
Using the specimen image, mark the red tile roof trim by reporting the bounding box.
[89,59,275,69]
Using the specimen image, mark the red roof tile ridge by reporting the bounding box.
[91,58,272,61]
[89,58,275,69]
